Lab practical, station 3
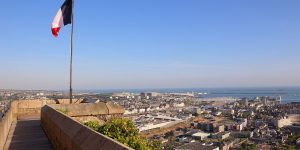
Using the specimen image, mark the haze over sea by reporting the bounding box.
[89,87,300,104]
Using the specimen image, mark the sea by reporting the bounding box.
[90,87,300,104]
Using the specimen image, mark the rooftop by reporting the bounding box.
[175,142,219,150]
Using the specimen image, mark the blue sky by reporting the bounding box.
[0,0,299,90]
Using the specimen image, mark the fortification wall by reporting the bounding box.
[0,104,13,150]
[0,100,56,149]
[275,118,291,128]
[1,99,126,150]
[41,105,132,150]
[288,114,300,124]
[7,99,81,119]
[49,101,125,117]
[273,114,300,128]
[16,100,57,119]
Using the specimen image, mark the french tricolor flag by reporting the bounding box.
[51,0,72,37]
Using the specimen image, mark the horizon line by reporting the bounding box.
[1,86,300,92]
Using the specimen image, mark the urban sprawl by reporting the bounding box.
[1,90,300,150]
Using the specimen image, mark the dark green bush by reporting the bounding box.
[84,120,101,131]
[84,118,162,150]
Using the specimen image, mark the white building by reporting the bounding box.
[139,108,146,113]
[173,102,185,108]
[192,132,210,140]
[124,109,138,115]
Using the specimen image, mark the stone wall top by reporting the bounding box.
[49,102,125,117]
[41,105,132,150]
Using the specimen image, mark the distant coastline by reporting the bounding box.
[85,87,300,103]
[1,87,299,103]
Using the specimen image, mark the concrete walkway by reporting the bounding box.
[4,118,52,150]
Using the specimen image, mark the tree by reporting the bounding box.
[164,131,174,139]
[149,140,162,150]
[84,121,101,131]
[287,145,297,150]
[164,143,174,150]
[98,118,139,139]
[184,99,192,106]
[239,143,256,150]
[284,134,300,150]
[85,118,162,150]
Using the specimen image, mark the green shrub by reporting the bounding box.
[239,142,256,150]
[84,118,162,150]
[149,140,162,150]
[84,121,101,131]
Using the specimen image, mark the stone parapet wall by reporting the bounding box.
[0,104,13,150]
[7,99,79,119]
[288,114,300,123]
[49,102,125,117]
[0,100,55,149]
[41,105,132,150]
[16,100,57,119]
[0,99,127,150]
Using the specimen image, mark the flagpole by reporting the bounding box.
[69,0,74,104]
